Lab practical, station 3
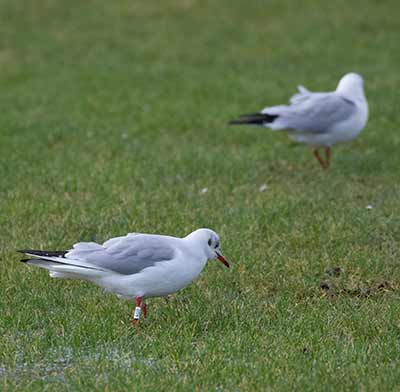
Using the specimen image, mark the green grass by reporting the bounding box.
[1,0,400,390]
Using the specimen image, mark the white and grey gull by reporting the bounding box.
[229,73,368,169]
[19,228,230,325]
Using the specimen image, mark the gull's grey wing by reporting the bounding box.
[289,85,312,104]
[65,234,176,275]
[267,92,357,133]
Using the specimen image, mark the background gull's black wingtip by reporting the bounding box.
[228,119,246,125]
[229,112,279,126]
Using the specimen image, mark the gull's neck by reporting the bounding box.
[183,230,209,261]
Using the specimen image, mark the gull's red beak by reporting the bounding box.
[216,252,230,268]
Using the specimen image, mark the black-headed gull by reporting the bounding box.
[19,228,230,325]
[229,73,368,169]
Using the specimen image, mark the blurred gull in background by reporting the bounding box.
[230,73,368,169]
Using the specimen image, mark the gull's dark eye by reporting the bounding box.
[215,241,219,248]
[208,239,212,246]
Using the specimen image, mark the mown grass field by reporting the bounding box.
[1,0,400,390]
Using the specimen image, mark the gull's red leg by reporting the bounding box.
[313,149,327,169]
[325,147,331,169]
[142,303,147,320]
[131,296,143,325]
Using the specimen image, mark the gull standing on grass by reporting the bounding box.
[229,73,368,169]
[19,228,230,325]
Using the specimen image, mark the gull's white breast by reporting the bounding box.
[98,249,208,299]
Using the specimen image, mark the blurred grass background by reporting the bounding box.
[1,0,400,390]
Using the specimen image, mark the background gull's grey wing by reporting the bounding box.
[297,85,311,94]
[65,234,176,275]
[289,85,312,104]
[266,92,357,133]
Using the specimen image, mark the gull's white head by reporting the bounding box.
[185,228,230,268]
[336,72,365,100]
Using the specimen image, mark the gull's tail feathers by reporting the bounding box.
[18,249,109,280]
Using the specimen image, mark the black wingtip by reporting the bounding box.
[17,249,67,257]
[228,119,249,125]
[228,113,279,126]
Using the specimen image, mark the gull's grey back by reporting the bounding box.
[66,234,176,275]
[269,92,357,133]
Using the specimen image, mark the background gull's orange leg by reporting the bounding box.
[313,149,327,169]
[325,147,331,169]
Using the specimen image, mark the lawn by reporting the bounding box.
[1,0,400,390]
